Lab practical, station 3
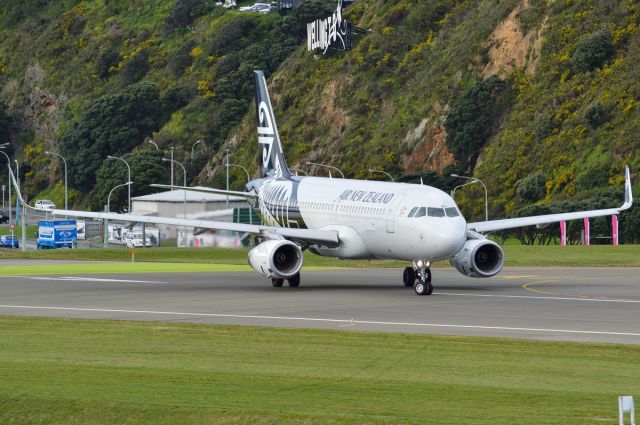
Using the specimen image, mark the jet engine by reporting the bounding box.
[248,239,303,278]
[450,239,504,278]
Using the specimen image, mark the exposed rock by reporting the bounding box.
[402,122,454,174]
[400,101,455,174]
[482,0,547,79]
[24,88,67,141]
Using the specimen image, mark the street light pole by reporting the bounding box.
[191,140,203,161]
[368,168,394,182]
[450,174,488,221]
[107,155,131,212]
[148,139,159,150]
[170,147,174,189]
[0,150,11,224]
[45,151,68,210]
[291,168,307,176]
[305,161,345,178]
[162,158,187,219]
[227,163,250,185]
[105,181,132,248]
[451,181,478,200]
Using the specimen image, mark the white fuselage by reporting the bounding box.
[257,176,467,262]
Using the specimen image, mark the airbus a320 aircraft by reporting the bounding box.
[11,70,633,296]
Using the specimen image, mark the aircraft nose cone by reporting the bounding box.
[431,219,466,259]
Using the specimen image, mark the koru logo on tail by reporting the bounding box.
[257,101,282,177]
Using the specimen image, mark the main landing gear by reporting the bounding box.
[403,260,433,296]
[271,272,301,288]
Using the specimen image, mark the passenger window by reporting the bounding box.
[427,207,445,217]
[408,207,418,217]
[415,207,426,218]
[445,207,460,217]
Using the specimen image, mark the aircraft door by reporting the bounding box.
[385,195,405,233]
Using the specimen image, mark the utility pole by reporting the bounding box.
[170,147,174,189]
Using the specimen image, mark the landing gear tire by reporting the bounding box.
[271,278,284,287]
[402,267,416,288]
[414,280,433,296]
[287,272,300,288]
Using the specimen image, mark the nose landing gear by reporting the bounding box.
[406,260,433,296]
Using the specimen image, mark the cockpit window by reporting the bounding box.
[415,207,426,218]
[408,207,418,217]
[445,207,460,217]
[427,207,445,217]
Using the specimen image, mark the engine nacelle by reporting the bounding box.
[450,239,504,278]
[248,239,303,278]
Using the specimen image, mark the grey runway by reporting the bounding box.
[1,266,639,344]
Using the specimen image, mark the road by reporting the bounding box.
[0,266,639,344]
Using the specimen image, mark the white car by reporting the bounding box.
[35,200,56,210]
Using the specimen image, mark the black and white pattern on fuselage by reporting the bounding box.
[258,178,307,229]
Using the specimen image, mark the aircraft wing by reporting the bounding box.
[467,166,633,233]
[8,171,338,247]
[150,184,258,200]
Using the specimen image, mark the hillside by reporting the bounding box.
[1,0,639,241]
[0,0,329,209]
[208,0,640,241]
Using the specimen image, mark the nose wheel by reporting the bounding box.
[410,260,433,296]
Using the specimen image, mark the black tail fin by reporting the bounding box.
[254,70,291,179]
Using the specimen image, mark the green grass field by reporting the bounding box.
[0,316,638,424]
[2,244,640,270]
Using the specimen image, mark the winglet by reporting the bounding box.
[620,165,633,211]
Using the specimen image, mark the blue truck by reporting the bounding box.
[37,220,78,249]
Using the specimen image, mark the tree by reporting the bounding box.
[507,204,557,245]
[570,27,614,73]
[515,172,547,203]
[122,49,149,84]
[164,0,210,33]
[280,0,335,41]
[61,82,170,192]
[620,201,640,244]
[445,76,508,171]
[95,48,120,79]
[90,150,167,211]
[0,102,11,143]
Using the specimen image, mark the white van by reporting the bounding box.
[123,230,153,248]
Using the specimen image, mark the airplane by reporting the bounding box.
[9,70,633,296]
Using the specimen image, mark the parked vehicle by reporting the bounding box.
[36,220,77,249]
[0,211,8,224]
[35,200,56,210]
[0,234,19,248]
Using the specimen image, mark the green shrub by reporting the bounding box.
[95,48,120,79]
[122,49,149,84]
[0,102,11,143]
[208,16,257,56]
[570,27,614,73]
[445,76,508,170]
[584,100,607,128]
[534,108,559,141]
[167,41,195,77]
[515,172,547,203]
[164,0,210,33]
